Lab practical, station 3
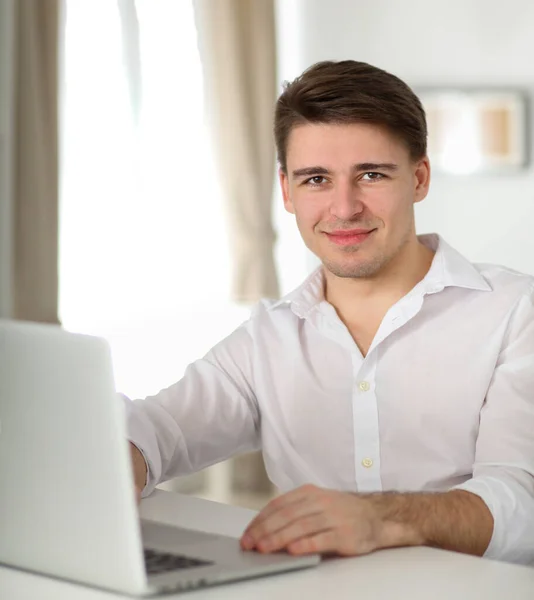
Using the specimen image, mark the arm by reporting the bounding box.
[365,489,493,556]
[241,485,493,557]
[451,282,534,564]
[123,318,260,498]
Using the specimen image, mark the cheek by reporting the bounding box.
[294,212,319,241]
[373,191,412,227]
[293,197,326,226]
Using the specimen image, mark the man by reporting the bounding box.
[126,60,534,565]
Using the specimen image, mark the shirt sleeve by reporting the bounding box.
[122,319,261,497]
[452,283,534,565]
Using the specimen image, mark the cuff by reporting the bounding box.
[120,394,162,497]
[452,475,534,565]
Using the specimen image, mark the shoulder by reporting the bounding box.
[208,298,296,352]
[474,262,534,300]
[471,264,534,336]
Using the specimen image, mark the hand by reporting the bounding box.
[129,442,147,505]
[240,484,387,556]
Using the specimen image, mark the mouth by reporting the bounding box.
[324,228,377,246]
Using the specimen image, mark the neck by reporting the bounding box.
[324,237,435,319]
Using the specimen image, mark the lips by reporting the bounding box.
[325,228,376,246]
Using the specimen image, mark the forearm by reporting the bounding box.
[366,490,494,557]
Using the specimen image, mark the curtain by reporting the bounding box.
[4,0,60,323]
[193,0,280,304]
[193,0,279,497]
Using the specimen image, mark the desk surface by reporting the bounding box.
[2,489,534,599]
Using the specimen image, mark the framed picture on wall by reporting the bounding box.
[416,88,529,175]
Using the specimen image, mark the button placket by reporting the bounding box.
[352,354,382,493]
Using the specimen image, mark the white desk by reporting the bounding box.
[2,489,534,599]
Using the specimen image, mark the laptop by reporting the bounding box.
[0,319,319,596]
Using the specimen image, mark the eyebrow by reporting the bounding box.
[291,163,399,179]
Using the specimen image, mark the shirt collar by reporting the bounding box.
[418,234,492,294]
[267,267,325,319]
[268,233,492,317]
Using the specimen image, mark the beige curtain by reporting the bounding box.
[192,0,279,499]
[193,0,279,303]
[9,0,60,323]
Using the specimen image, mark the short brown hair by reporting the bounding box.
[274,60,427,173]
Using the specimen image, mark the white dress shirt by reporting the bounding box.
[125,234,534,565]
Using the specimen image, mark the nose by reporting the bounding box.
[329,180,365,221]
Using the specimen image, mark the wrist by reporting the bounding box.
[363,494,426,550]
[377,518,424,550]
[129,442,148,492]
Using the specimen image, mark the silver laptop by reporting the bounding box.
[0,319,319,596]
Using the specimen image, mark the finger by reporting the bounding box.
[242,500,325,549]
[286,530,340,556]
[255,514,331,554]
[244,485,319,534]
[242,486,323,548]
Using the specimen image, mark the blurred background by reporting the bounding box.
[1,0,533,509]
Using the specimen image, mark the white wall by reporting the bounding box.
[275,0,534,275]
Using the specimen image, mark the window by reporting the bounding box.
[60,0,250,399]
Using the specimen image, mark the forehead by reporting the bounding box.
[285,122,410,169]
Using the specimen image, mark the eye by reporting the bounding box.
[303,176,328,187]
[361,172,385,182]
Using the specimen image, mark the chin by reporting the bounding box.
[322,255,385,279]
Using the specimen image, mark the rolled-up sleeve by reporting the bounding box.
[122,320,260,497]
[453,284,534,565]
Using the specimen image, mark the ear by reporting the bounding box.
[413,157,431,204]
[279,168,295,214]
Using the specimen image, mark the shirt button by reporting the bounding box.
[358,381,371,392]
[361,458,374,468]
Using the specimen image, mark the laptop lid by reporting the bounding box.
[0,319,148,595]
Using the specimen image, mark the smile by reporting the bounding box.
[324,228,377,246]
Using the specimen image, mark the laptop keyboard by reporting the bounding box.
[144,548,214,575]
